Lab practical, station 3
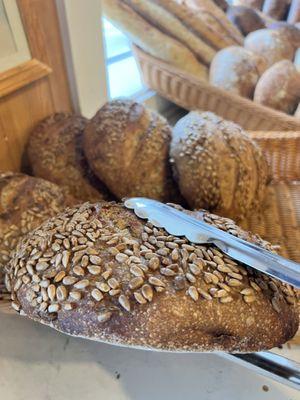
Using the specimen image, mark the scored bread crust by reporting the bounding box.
[5,201,298,353]
[84,99,181,203]
[27,113,111,202]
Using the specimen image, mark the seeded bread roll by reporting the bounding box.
[103,0,208,80]
[5,201,298,352]
[170,111,269,221]
[84,99,180,202]
[209,46,267,98]
[124,0,216,65]
[254,60,300,114]
[244,29,295,69]
[27,113,111,202]
[226,5,266,35]
[0,173,76,295]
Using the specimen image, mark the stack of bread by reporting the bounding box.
[209,23,300,116]
[1,98,299,351]
[102,0,244,81]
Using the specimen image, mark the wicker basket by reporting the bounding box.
[134,46,300,131]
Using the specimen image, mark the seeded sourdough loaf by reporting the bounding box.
[27,113,111,202]
[0,173,76,296]
[5,201,298,352]
[84,99,181,203]
[170,112,269,221]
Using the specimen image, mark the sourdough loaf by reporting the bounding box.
[209,46,267,98]
[84,99,180,202]
[5,201,298,352]
[170,111,269,220]
[102,0,208,80]
[254,60,300,114]
[27,113,111,202]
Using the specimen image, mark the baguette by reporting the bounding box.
[152,0,242,49]
[124,0,216,65]
[185,0,244,43]
[102,0,208,80]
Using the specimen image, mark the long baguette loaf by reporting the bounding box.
[102,0,208,80]
[185,0,244,43]
[124,0,216,65]
[153,0,242,50]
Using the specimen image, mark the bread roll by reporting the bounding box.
[152,0,243,50]
[102,0,207,80]
[288,0,300,23]
[0,173,75,293]
[27,113,111,202]
[262,0,290,20]
[170,111,269,220]
[254,60,300,114]
[267,22,300,51]
[226,5,266,35]
[124,0,216,65]
[209,46,267,98]
[84,99,180,202]
[244,29,295,69]
[5,201,298,352]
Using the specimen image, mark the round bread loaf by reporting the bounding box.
[27,113,111,202]
[0,173,75,295]
[244,29,295,69]
[209,46,267,98]
[170,111,269,221]
[254,60,300,114]
[5,201,298,352]
[84,99,180,202]
[267,22,300,51]
[226,5,266,36]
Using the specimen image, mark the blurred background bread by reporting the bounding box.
[170,111,269,221]
[288,0,300,23]
[209,46,266,98]
[254,59,300,114]
[244,28,295,68]
[226,5,266,35]
[262,0,291,20]
[84,99,180,202]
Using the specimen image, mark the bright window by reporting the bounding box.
[102,18,145,99]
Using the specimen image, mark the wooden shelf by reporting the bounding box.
[0,59,52,99]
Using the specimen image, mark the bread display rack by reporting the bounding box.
[133,46,300,131]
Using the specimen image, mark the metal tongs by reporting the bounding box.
[124,198,300,390]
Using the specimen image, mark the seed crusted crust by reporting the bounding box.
[0,172,76,298]
[5,202,298,352]
[27,113,111,202]
[83,99,181,202]
[170,111,269,221]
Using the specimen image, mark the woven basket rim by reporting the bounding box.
[133,45,300,129]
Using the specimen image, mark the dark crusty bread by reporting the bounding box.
[244,29,295,69]
[170,111,269,221]
[226,5,266,35]
[209,46,267,98]
[0,173,76,295]
[5,201,298,352]
[254,60,300,114]
[84,99,181,203]
[27,113,111,202]
[262,0,291,20]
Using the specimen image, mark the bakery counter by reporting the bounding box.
[0,311,299,400]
